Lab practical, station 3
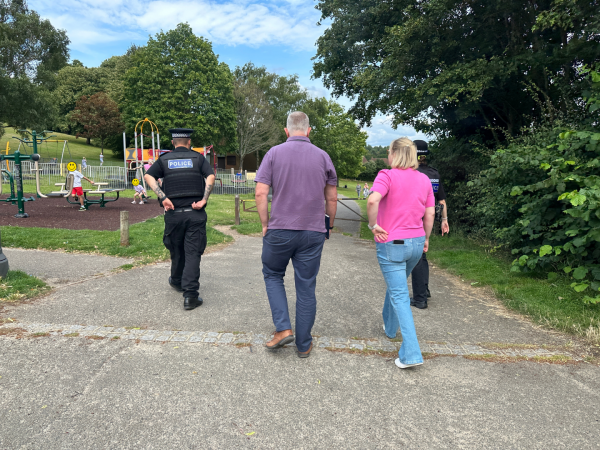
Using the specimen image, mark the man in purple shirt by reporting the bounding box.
[255,111,338,358]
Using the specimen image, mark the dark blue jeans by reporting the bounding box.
[261,229,326,352]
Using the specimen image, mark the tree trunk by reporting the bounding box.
[256,149,259,169]
[86,136,91,145]
[101,138,104,155]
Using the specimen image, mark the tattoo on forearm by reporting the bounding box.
[203,183,213,201]
[154,187,166,200]
[147,177,166,200]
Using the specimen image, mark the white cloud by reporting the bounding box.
[363,115,430,146]
[31,0,322,51]
[30,0,426,142]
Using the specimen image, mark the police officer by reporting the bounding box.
[411,140,449,309]
[144,128,215,310]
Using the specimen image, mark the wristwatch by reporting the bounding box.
[368,223,378,230]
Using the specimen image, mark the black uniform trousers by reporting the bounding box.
[163,209,207,298]
[411,251,429,306]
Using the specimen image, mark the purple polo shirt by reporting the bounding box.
[255,136,337,232]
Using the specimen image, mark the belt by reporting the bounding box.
[172,207,194,213]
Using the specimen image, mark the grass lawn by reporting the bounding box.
[0,194,265,263]
[426,234,600,344]
[349,186,600,343]
[1,126,123,165]
[0,270,50,303]
[1,215,232,266]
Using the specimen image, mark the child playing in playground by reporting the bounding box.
[132,183,147,204]
[70,169,94,211]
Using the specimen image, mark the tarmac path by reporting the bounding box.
[1,231,598,448]
[333,194,363,237]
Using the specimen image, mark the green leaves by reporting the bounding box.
[122,24,236,152]
[539,245,553,257]
[573,267,589,280]
[305,99,367,179]
[570,282,589,293]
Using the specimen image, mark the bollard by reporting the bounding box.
[0,230,8,278]
[235,195,240,225]
[120,210,129,246]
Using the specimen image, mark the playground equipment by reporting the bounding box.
[0,149,40,217]
[123,118,213,190]
[68,182,124,209]
[0,130,76,218]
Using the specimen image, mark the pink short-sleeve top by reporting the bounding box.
[371,168,435,242]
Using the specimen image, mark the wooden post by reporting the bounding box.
[120,211,129,246]
[235,195,240,225]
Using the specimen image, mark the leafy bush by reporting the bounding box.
[357,158,389,181]
[509,128,600,303]
[429,136,491,232]
[471,69,600,303]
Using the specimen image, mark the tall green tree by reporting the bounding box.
[313,0,600,143]
[233,78,280,172]
[123,24,236,151]
[70,92,125,153]
[234,63,308,142]
[304,98,367,179]
[53,64,105,132]
[0,0,69,137]
[100,47,138,106]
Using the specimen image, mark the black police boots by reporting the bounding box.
[184,297,203,310]
[169,276,183,292]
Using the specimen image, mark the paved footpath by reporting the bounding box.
[334,194,363,237]
[1,231,599,448]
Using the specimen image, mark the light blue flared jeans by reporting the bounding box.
[376,236,425,365]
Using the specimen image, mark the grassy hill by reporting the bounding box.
[0,127,123,165]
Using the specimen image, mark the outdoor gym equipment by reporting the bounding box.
[0,149,41,218]
[0,130,75,218]
[0,230,8,278]
[68,181,124,209]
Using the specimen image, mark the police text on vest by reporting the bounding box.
[168,159,193,169]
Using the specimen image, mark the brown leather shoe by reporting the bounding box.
[297,342,313,358]
[265,330,294,349]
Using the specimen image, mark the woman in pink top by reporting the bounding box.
[367,137,435,369]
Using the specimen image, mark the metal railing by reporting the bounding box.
[0,163,257,195]
[2,162,130,191]
[213,173,256,195]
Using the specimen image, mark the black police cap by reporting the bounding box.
[414,139,429,156]
[169,128,194,139]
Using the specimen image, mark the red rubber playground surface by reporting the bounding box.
[0,195,164,231]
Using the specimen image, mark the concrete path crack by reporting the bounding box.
[1,321,584,362]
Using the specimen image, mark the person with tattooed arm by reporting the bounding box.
[144,128,215,310]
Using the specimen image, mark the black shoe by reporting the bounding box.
[410,297,416,307]
[169,277,183,292]
[412,302,427,309]
[184,297,203,310]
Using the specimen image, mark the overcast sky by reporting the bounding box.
[30,0,427,146]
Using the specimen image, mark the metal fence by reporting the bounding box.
[1,163,256,195]
[2,162,130,191]
[214,173,256,195]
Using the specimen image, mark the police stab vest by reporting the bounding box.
[160,150,205,199]
[418,165,440,194]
